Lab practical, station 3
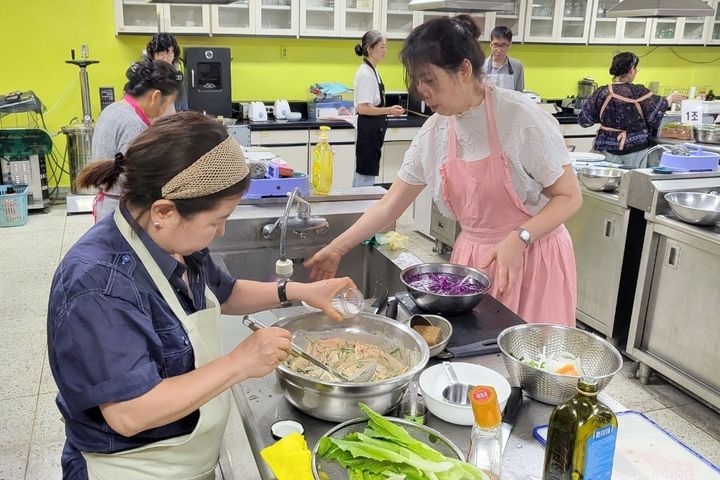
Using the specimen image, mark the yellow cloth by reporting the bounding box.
[259,433,313,480]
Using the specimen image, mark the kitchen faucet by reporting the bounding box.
[262,187,329,278]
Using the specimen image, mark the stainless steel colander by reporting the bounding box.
[498,324,623,405]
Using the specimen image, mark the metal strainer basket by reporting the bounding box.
[497,324,623,405]
[311,417,464,480]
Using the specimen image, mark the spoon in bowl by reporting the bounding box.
[441,361,474,406]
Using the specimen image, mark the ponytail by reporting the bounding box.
[75,152,125,192]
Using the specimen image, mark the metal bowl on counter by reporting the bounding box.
[498,324,623,405]
[693,124,720,144]
[400,263,491,316]
[665,192,720,226]
[577,167,626,192]
[274,311,430,422]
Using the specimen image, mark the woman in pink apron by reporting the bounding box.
[306,15,582,326]
[49,112,354,479]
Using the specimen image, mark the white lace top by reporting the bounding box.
[398,85,571,217]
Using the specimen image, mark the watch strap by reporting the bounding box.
[277,278,290,305]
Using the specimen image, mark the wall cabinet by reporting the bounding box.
[649,0,712,45]
[589,0,651,45]
[707,0,720,44]
[115,1,211,35]
[524,0,592,43]
[340,0,381,38]
[212,1,256,35]
[256,0,299,36]
[381,0,420,39]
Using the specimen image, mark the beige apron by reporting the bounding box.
[81,209,231,480]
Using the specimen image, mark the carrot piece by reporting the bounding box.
[556,364,579,376]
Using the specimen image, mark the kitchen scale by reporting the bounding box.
[394,291,525,357]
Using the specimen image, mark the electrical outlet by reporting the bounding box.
[280,47,288,60]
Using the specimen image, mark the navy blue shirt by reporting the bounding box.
[47,204,236,480]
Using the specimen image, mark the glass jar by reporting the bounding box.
[331,287,364,318]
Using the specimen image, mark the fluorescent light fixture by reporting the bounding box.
[606,0,714,18]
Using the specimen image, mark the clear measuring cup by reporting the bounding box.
[331,287,364,318]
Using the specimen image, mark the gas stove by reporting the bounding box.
[394,291,525,358]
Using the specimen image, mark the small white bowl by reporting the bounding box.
[418,362,511,426]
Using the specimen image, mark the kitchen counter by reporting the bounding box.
[216,246,626,480]
[240,114,428,131]
[649,136,720,154]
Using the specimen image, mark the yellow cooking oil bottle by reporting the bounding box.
[312,126,333,195]
[543,376,618,480]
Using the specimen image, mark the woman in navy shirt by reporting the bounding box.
[49,111,354,479]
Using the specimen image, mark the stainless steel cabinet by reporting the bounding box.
[565,193,630,338]
[627,217,720,409]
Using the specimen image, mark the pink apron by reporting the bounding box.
[440,87,576,326]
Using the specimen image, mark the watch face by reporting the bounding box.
[519,229,531,244]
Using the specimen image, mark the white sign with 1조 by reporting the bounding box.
[681,100,704,126]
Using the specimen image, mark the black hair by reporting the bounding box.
[490,26,513,42]
[610,52,639,76]
[75,111,250,218]
[354,30,384,57]
[124,58,183,98]
[146,32,182,66]
[400,14,485,95]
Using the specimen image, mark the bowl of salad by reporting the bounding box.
[497,324,623,405]
[400,263,491,315]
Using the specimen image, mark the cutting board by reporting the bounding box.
[395,291,525,357]
[534,411,720,480]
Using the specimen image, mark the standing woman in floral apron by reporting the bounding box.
[352,30,405,187]
[51,111,354,479]
[307,15,582,326]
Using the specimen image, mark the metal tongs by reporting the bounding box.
[241,315,376,383]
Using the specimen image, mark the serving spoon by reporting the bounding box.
[241,316,376,383]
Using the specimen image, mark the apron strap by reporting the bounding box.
[447,117,458,159]
[599,84,654,151]
[483,85,502,154]
[113,209,196,326]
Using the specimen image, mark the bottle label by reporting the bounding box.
[583,424,617,480]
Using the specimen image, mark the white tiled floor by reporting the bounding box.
[0,205,719,479]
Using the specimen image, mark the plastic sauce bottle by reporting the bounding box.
[467,386,502,480]
[312,126,333,195]
[543,376,618,480]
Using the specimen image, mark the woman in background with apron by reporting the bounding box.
[483,26,525,92]
[51,112,354,479]
[352,31,405,187]
[80,58,182,222]
[578,52,684,168]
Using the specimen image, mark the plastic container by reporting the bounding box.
[467,385,502,479]
[311,126,333,195]
[660,145,720,172]
[0,185,29,227]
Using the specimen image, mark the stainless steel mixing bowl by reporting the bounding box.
[665,192,720,226]
[577,167,625,192]
[274,311,430,422]
[498,324,623,405]
[400,263,491,315]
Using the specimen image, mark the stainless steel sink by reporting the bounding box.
[212,244,405,298]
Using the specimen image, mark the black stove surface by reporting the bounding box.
[395,291,525,358]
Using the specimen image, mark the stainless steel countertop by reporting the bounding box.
[219,304,626,480]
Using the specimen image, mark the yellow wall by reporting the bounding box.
[2,0,719,187]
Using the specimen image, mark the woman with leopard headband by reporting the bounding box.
[50,111,354,479]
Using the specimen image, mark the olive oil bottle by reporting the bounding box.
[543,377,618,480]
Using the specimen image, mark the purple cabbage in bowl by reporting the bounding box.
[405,272,487,296]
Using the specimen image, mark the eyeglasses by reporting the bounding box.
[490,42,511,49]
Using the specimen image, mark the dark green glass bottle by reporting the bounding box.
[542,377,618,480]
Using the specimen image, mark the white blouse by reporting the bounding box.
[353,63,382,107]
[398,85,571,217]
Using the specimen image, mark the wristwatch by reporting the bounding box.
[517,227,532,248]
[277,278,291,306]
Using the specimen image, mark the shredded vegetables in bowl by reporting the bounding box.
[517,347,584,377]
[405,272,487,296]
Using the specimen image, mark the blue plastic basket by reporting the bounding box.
[0,185,29,227]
